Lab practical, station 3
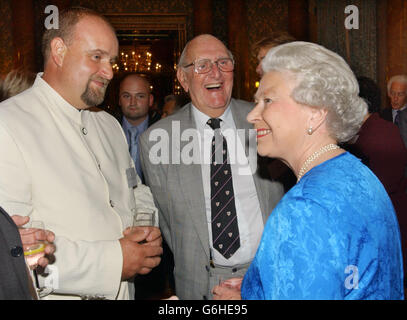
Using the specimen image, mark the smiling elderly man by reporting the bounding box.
[139,34,284,300]
[387,75,407,148]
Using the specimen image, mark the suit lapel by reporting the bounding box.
[176,105,210,258]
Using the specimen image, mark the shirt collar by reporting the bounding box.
[122,115,149,133]
[191,103,234,131]
[393,105,407,115]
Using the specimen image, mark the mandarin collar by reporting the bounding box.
[33,73,84,125]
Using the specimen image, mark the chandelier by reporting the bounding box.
[111,45,183,95]
[112,46,162,73]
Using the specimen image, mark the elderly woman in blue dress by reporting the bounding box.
[212,41,404,300]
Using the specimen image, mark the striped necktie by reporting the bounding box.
[207,118,240,259]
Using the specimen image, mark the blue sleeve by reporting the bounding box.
[242,196,347,300]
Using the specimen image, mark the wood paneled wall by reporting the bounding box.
[1,0,406,109]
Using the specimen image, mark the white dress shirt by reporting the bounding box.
[192,104,263,266]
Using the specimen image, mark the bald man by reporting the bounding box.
[118,74,173,299]
[118,74,160,182]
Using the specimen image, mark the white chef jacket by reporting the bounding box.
[0,74,158,299]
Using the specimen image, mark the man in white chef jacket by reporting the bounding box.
[0,7,162,299]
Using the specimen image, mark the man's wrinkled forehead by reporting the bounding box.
[391,81,407,92]
[187,36,229,61]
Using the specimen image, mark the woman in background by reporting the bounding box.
[0,69,35,102]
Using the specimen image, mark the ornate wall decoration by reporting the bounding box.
[316,0,377,81]
[0,0,14,75]
[212,0,228,46]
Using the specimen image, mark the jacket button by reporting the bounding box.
[81,127,88,135]
[205,265,210,272]
[10,246,23,257]
[109,200,115,208]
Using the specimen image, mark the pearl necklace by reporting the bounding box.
[297,144,340,182]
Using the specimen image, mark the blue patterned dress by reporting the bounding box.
[241,152,404,300]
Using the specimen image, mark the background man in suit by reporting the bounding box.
[139,34,284,300]
[0,7,162,299]
[387,75,407,123]
[386,75,407,148]
[118,74,160,183]
[399,108,407,149]
[117,73,174,299]
[0,207,55,300]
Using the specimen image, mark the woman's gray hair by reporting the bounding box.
[261,41,367,143]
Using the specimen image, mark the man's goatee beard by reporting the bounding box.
[81,78,108,107]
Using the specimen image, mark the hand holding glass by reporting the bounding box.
[21,220,46,269]
[20,220,53,297]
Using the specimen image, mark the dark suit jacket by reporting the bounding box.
[380,107,393,122]
[346,113,407,282]
[0,207,32,300]
[398,108,407,149]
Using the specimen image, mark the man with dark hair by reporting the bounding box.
[253,31,296,76]
[0,7,162,299]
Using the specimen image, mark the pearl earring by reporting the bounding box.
[307,127,313,135]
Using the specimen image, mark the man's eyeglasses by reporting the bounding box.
[183,58,234,74]
[390,91,406,98]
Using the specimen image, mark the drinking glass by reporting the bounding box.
[21,220,53,298]
[22,220,46,270]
